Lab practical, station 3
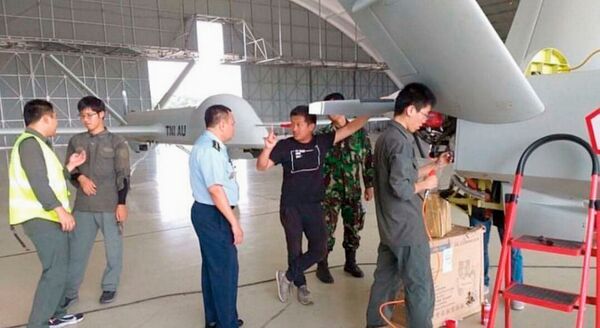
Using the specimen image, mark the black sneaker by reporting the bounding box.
[61,296,78,308]
[99,290,116,304]
[205,319,244,327]
[48,313,84,327]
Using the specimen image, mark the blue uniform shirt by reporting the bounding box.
[189,131,239,206]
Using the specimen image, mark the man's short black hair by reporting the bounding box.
[77,96,106,113]
[323,92,344,101]
[204,104,232,128]
[290,105,316,125]
[394,82,436,116]
[23,99,54,126]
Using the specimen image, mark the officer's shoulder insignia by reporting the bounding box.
[212,140,221,152]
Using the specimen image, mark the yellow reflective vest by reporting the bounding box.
[9,132,70,225]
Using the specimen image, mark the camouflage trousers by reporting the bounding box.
[322,196,366,252]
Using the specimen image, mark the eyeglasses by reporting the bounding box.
[418,111,430,119]
[79,112,98,119]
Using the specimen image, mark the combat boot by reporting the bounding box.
[344,249,364,278]
[316,256,334,284]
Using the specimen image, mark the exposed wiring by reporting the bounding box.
[569,49,600,71]
[449,175,487,199]
[377,191,443,328]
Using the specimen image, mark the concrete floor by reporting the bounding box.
[0,145,597,328]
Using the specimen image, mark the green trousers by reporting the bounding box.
[366,242,434,328]
[65,211,123,298]
[22,219,69,328]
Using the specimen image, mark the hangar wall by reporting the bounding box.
[0,53,149,142]
[0,0,397,147]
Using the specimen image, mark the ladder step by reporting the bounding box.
[504,283,580,312]
[511,235,584,256]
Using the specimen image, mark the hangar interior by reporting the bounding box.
[1,0,598,327]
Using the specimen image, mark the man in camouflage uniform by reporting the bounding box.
[316,92,374,284]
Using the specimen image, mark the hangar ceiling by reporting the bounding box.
[0,0,521,148]
[0,0,520,63]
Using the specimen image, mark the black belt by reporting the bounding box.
[195,201,235,210]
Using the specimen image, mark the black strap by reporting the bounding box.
[505,193,518,203]
[10,225,30,251]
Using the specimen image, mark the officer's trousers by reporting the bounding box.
[191,202,240,328]
[66,211,123,298]
[366,242,434,328]
[22,218,69,328]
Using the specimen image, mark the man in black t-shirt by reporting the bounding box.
[257,105,369,305]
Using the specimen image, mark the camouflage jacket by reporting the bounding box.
[318,124,374,198]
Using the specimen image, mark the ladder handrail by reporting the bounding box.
[488,133,600,328]
[515,133,598,176]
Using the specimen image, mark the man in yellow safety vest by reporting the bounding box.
[9,99,87,328]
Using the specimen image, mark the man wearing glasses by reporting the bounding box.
[62,96,131,307]
[366,83,451,328]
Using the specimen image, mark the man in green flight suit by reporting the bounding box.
[316,92,374,283]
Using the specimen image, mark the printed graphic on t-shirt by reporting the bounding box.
[290,146,321,173]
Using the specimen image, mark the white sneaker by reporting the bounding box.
[511,300,525,311]
[48,313,84,327]
[275,270,291,303]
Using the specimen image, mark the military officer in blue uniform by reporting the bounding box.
[189,104,244,328]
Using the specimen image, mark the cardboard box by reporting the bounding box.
[392,225,484,327]
[424,193,453,238]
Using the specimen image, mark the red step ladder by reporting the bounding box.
[488,134,600,328]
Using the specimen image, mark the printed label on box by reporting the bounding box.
[442,247,453,273]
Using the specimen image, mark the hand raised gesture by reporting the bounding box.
[264,126,278,149]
